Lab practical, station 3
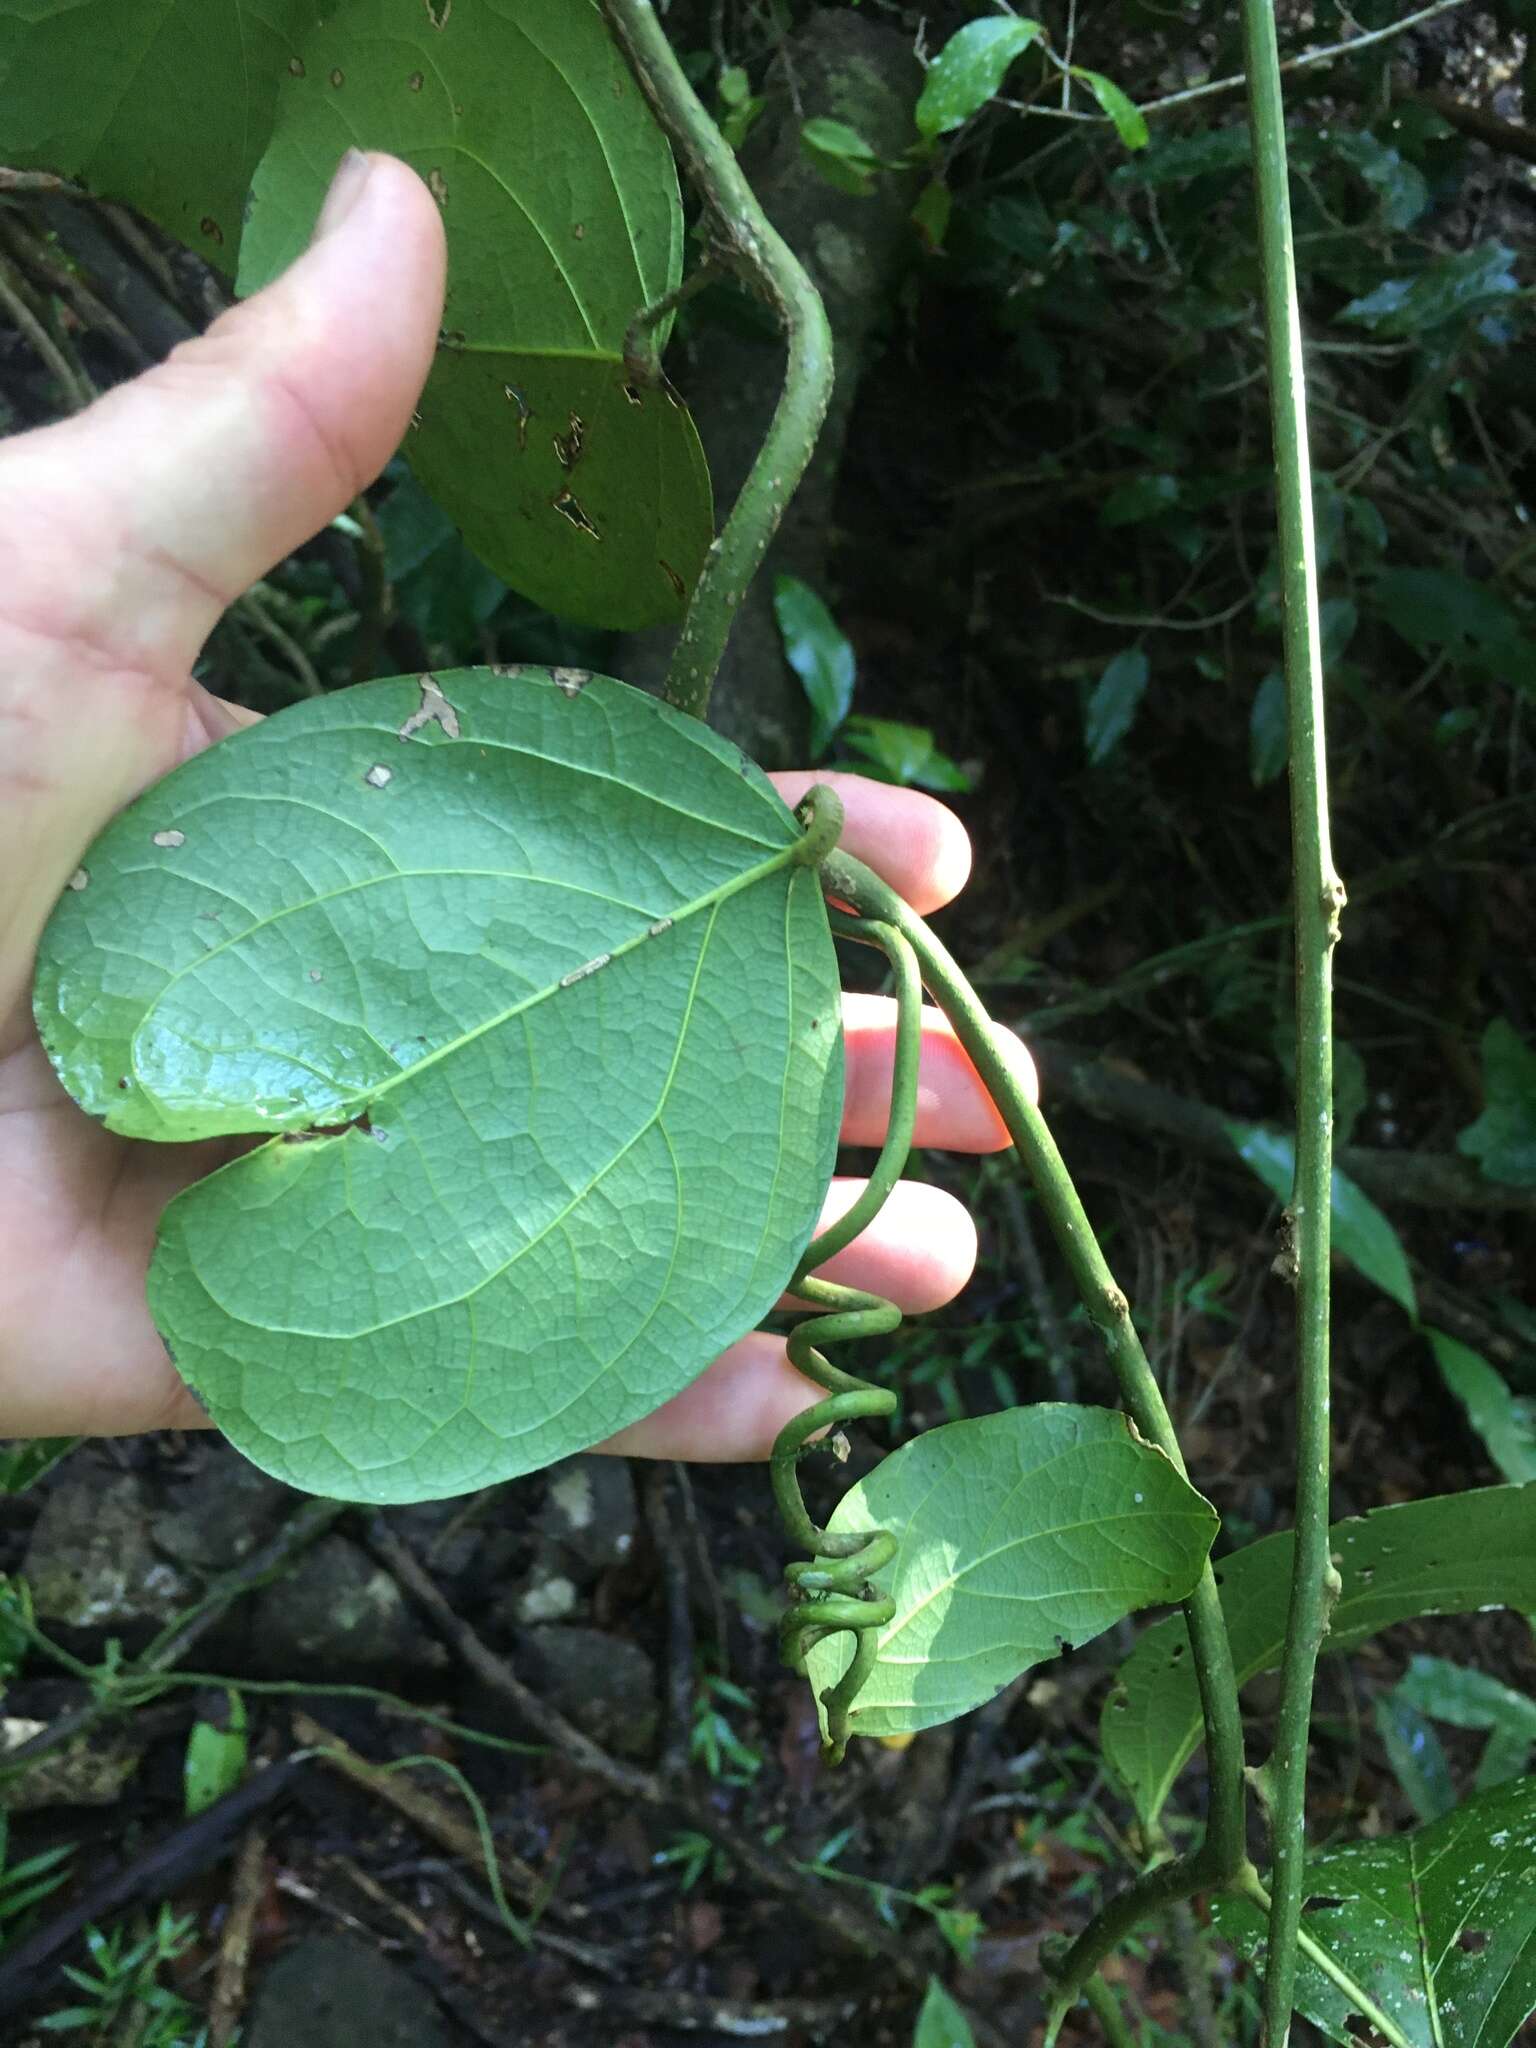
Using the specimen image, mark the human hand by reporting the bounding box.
[0,152,1033,1455]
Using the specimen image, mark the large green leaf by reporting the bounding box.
[803,1406,1218,1742]
[1103,1485,1536,1829]
[34,670,842,1504]
[238,0,711,629]
[1213,1777,1536,2048]
[0,0,310,272]
[1227,1122,1417,1317]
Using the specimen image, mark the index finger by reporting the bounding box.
[768,770,971,916]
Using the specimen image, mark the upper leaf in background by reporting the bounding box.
[1338,240,1520,337]
[0,0,311,273]
[1084,648,1149,765]
[804,1404,1218,1741]
[1369,568,1536,697]
[1071,68,1150,151]
[800,117,889,198]
[773,575,856,756]
[1428,1329,1536,1485]
[914,1977,977,2048]
[1102,1483,1536,1829]
[1390,1652,1536,1792]
[240,0,711,631]
[1457,1019,1536,1188]
[34,670,842,1503]
[0,0,711,632]
[842,718,973,793]
[916,18,1046,138]
[1227,1122,1417,1317]
[1213,1775,1536,2048]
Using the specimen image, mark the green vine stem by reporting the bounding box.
[773,906,922,1762]
[601,0,834,722]
[1238,1,1346,2037]
[820,850,1251,1999]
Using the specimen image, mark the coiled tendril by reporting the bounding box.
[770,837,923,1761]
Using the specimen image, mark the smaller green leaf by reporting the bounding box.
[801,116,885,195]
[1084,649,1149,765]
[1332,131,1430,229]
[1429,1329,1536,1485]
[804,1405,1218,1741]
[915,1978,977,2048]
[843,718,972,793]
[1457,1020,1536,1188]
[1320,595,1359,665]
[1338,240,1519,335]
[1101,472,1180,527]
[1249,670,1287,786]
[1226,1123,1417,1317]
[1113,125,1251,185]
[0,1577,34,1689]
[1393,1653,1536,1748]
[1375,1686,1456,1822]
[773,575,856,756]
[184,1690,247,1817]
[916,18,1046,138]
[0,1440,78,1496]
[1213,1776,1536,2048]
[1072,68,1149,150]
[912,179,953,253]
[1370,569,1536,693]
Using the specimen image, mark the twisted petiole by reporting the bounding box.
[770,909,921,1762]
[823,850,1250,1981]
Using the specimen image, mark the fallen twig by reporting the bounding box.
[209,1822,268,2048]
[0,1758,303,2019]
[367,1515,928,1980]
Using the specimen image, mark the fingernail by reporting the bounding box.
[314,149,372,241]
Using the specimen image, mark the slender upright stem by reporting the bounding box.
[1239,3,1345,2039]
[601,0,834,721]
[823,852,1250,1994]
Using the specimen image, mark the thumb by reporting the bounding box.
[0,152,445,1042]
[7,150,446,682]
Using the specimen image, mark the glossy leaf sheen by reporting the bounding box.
[804,1406,1218,1740]
[916,19,1045,138]
[238,0,711,630]
[34,670,842,1504]
[1213,1776,1536,2048]
[1103,1484,1536,1828]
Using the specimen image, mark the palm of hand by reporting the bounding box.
[0,156,1025,1456]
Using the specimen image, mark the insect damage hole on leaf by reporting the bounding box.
[398,677,461,740]
[553,491,601,539]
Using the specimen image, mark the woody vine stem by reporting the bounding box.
[605,0,1344,2036]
